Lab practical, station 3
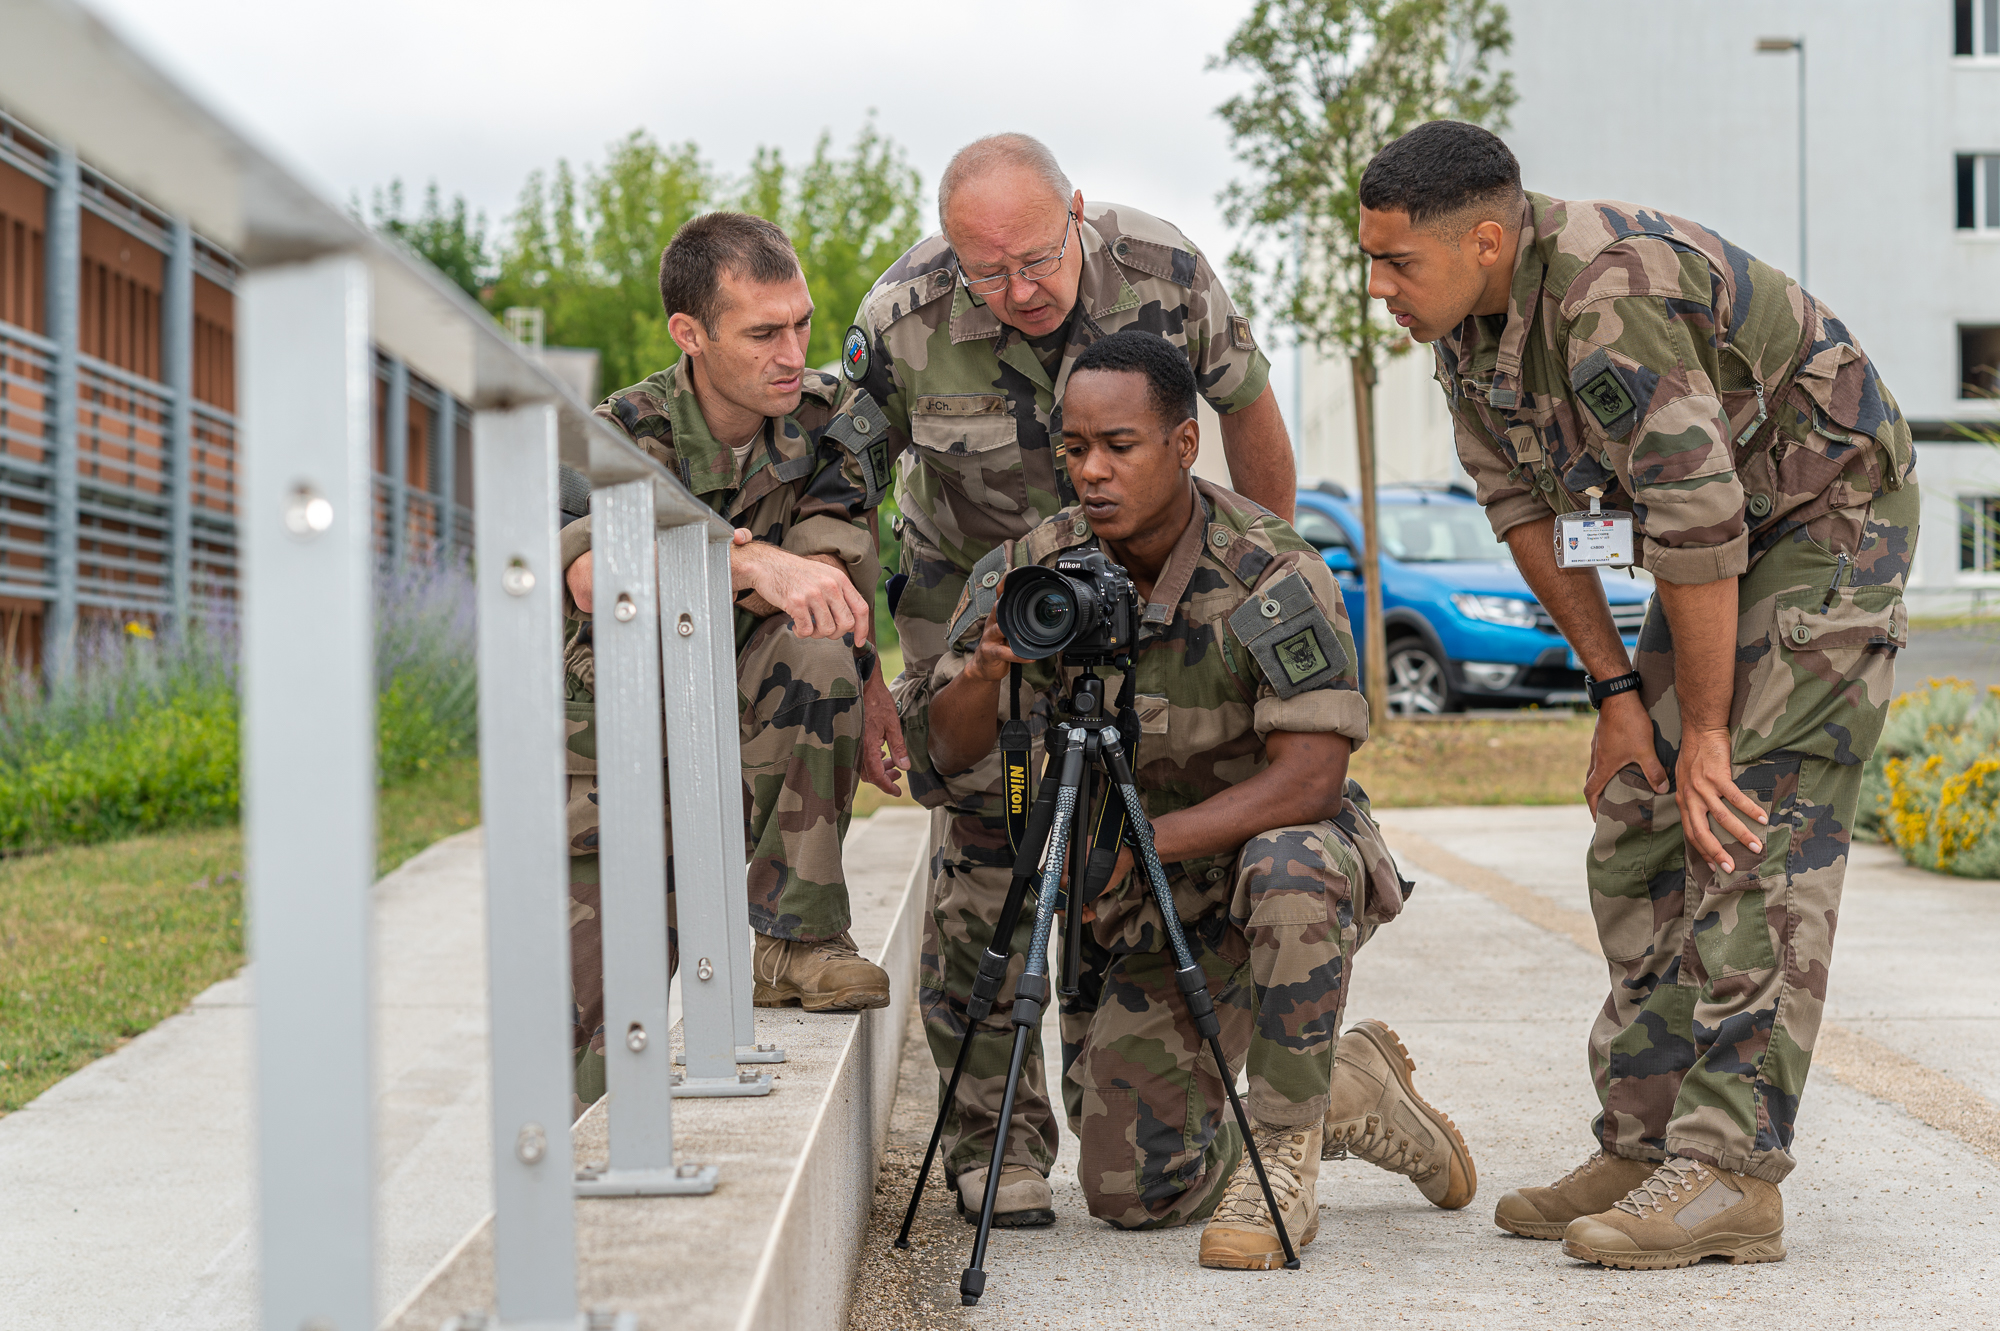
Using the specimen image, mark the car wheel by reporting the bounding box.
[1385,639,1456,716]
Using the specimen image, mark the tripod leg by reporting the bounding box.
[960,730,1085,1306]
[1101,732,1300,1270]
[894,734,1071,1250]
[960,1018,1037,1306]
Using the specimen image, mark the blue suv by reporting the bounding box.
[1291,482,1653,715]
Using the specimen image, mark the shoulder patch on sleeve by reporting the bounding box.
[821,388,894,509]
[1226,570,1348,699]
[1229,315,1256,352]
[946,543,1012,648]
[1571,346,1642,437]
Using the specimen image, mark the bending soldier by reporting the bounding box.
[918,330,1476,1269]
[848,132,1297,1226]
[1360,121,1918,1269]
[560,213,908,1106]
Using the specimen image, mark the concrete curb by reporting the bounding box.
[737,819,926,1331]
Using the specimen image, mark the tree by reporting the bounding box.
[1214,0,1514,727]
[368,180,491,300]
[757,120,925,368]
[488,132,712,392]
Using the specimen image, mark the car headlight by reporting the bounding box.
[1450,593,1539,629]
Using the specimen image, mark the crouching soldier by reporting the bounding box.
[560,213,909,1105]
[915,329,1477,1268]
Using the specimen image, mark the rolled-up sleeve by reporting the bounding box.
[1567,294,1746,584]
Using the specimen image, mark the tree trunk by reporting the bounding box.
[1350,351,1389,732]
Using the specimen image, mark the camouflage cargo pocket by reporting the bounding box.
[909,395,1031,523]
[1741,584,1904,768]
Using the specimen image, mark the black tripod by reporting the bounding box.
[893,671,1299,1306]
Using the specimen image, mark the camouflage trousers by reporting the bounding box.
[1059,822,1378,1230]
[1586,482,1916,1184]
[568,613,864,1100]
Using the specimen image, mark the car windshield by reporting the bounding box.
[1378,503,1510,563]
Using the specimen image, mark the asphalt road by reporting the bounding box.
[1899,623,2000,693]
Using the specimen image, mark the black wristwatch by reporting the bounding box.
[1584,671,1643,709]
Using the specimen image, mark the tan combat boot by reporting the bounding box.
[1494,1151,1658,1238]
[1197,1120,1321,1270]
[1322,1020,1476,1209]
[954,1164,1055,1228]
[751,931,890,1011]
[1563,1157,1785,1270]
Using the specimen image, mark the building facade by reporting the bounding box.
[0,107,475,674]
[1298,0,2000,614]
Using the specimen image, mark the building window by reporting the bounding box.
[1958,0,2000,54]
[1957,154,2000,229]
[1962,326,2000,397]
[1962,494,2000,571]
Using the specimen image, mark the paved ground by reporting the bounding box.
[1899,622,2000,693]
[857,806,2000,1329]
[0,831,495,1329]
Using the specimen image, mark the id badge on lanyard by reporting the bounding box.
[1553,493,1634,569]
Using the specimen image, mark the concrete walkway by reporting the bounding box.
[861,807,2000,1329]
[0,830,496,1329]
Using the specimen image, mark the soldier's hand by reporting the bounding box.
[1676,726,1767,876]
[961,598,1032,686]
[859,668,911,796]
[1584,690,1668,815]
[732,536,870,639]
[566,550,594,614]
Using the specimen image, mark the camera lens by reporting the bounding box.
[994,565,1085,660]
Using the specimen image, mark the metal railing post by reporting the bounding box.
[385,356,409,569]
[162,215,194,627]
[471,402,587,1327]
[437,391,457,563]
[240,254,377,1331]
[43,143,79,678]
[660,523,775,1095]
[574,478,723,1191]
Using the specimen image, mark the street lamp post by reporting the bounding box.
[1757,35,1807,288]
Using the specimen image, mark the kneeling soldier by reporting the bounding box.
[560,213,908,1104]
[918,329,1476,1268]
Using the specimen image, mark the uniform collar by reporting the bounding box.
[1448,194,1549,409]
[664,356,774,497]
[1138,486,1216,628]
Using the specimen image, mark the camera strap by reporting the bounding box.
[1079,661,1141,907]
[1000,663,1033,855]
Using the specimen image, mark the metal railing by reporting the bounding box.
[3,2,775,1327]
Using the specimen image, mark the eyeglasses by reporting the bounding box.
[956,211,1075,297]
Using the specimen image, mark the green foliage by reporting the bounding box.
[369,179,492,300]
[0,567,478,856]
[1863,678,2000,878]
[488,133,713,393]
[485,121,922,392]
[1212,0,1515,359]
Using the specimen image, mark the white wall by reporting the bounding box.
[1297,0,2000,607]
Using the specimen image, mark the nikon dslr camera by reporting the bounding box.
[994,549,1138,664]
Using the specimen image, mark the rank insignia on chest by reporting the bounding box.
[842,325,870,383]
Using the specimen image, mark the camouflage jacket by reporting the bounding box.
[925,479,1372,952]
[849,201,1271,576]
[558,357,891,649]
[1436,193,1916,585]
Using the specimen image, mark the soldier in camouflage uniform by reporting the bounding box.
[919,331,1475,1269]
[561,214,905,1104]
[1360,120,1918,1269]
[847,133,1298,1224]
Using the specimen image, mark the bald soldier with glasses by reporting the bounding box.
[845,132,1296,1226]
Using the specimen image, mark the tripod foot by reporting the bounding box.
[892,1238,910,1251]
[959,1269,986,1306]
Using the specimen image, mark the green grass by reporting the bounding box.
[0,756,482,1113]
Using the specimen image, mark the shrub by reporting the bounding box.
[1860,678,2000,877]
[0,563,479,855]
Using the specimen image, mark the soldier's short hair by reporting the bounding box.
[938,133,1074,234]
[1359,121,1523,237]
[1069,329,1197,432]
[658,212,800,334]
